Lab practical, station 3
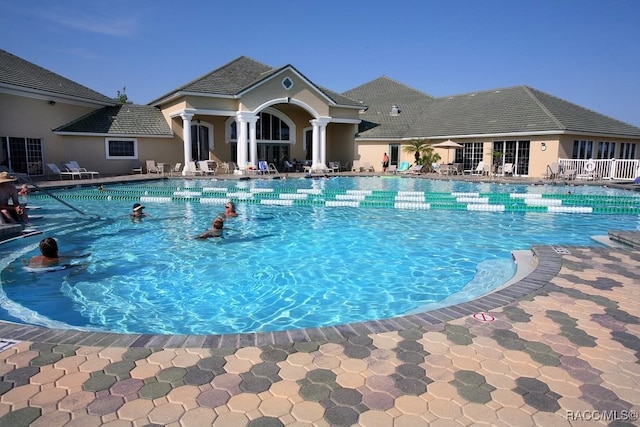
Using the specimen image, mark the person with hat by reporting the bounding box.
[0,171,28,224]
[130,203,148,219]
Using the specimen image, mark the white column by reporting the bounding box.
[236,112,258,172]
[310,117,331,171]
[236,114,247,171]
[248,116,258,168]
[180,112,194,176]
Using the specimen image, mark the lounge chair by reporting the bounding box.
[464,161,486,175]
[387,164,397,174]
[47,163,80,180]
[65,161,100,178]
[544,163,559,180]
[199,161,216,175]
[351,160,362,172]
[362,162,375,172]
[328,161,341,172]
[171,163,183,176]
[409,164,424,175]
[146,160,161,174]
[283,160,295,172]
[185,161,203,176]
[397,161,410,173]
[501,163,514,176]
[560,167,576,180]
[131,160,143,174]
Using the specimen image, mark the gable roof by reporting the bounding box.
[0,49,114,105]
[149,56,362,108]
[54,104,173,137]
[348,80,640,139]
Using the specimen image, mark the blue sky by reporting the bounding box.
[2,0,639,126]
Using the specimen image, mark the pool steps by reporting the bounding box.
[28,186,640,214]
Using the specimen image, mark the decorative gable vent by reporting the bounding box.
[390,105,400,116]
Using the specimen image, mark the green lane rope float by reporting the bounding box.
[29,187,640,215]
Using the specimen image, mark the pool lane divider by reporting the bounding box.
[29,188,640,214]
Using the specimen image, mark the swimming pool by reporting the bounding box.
[1,177,638,335]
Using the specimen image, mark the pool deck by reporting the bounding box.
[0,173,639,426]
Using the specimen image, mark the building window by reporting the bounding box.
[572,140,593,159]
[105,138,137,159]
[1,136,44,175]
[597,141,616,159]
[228,110,293,143]
[619,142,637,159]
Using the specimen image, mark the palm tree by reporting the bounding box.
[403,139,429,165]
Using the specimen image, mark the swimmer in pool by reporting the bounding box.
[130,203,149,219]
[25,237,90,268]
[219,201,237,218]
[195,217,225,239]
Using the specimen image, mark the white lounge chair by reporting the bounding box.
[199,161,216,175]
[351,160,362,172]
[171,163,182,176]
[65,161,100,178]
[185,161,203,176]
[387,164,397,174]
[47,163,80,180]
[362,162,375,172]
[146,160,161,174]
[464,161,486,175]
[502,163,514,176]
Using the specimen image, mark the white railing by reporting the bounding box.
[557,158,640,181]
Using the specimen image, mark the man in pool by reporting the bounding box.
[26,237,90,268]
[196,217,225,239]
[0,171,28,224]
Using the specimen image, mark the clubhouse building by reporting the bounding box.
[1,48,639,179]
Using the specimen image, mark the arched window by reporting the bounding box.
[228,109,293,143]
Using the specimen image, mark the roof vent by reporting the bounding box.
[390,105,400,116]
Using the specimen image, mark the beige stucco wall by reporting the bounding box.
[0,93,100,169]
[240,72,330,118]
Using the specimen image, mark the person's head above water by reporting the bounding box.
[39,237,59,258]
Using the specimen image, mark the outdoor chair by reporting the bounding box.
[47,163,80,180]
[65,161,100,178]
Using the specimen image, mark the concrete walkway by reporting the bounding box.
[0,174,638,426]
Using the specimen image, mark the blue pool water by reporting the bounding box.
[0,177,638,335]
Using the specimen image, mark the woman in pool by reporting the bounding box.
[26,237,90,268]
[130,203,149,219]
[220,201,237,218]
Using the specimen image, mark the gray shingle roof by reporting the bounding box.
[348,80,640,139]
[150,56,362,108]
[54,104,173,136]
[343,77,436,138]
[0,49,115,105]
